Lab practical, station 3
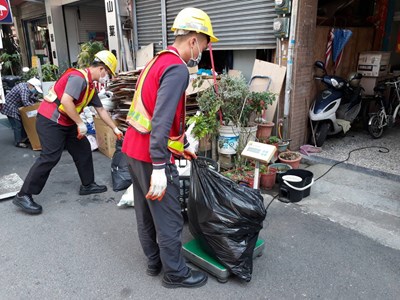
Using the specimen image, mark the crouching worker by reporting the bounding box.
[12,50,123,215]
[0,78,42,148]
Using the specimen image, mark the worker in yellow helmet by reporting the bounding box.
[13,50,123,215]
[122,7,218,288]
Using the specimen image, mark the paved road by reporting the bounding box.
[1,124,399,299]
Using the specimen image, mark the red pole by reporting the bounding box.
[208,42,223,124]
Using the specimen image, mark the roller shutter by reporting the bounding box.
[76,5,107,44]
[166,0,276,50]
[134,0,163,53]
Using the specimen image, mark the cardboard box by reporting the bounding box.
[93,117,116,159]
[19,102,41,150]
[186,77,215,96]
[357,51,391,77]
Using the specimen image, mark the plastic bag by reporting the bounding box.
[187,157,266,282]
[117,184,134,207]
[111,139,132,191]
[185,116,199,153]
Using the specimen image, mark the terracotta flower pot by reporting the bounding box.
[278,151,302,169]
[256,122,274,140]
[260,168,277,190]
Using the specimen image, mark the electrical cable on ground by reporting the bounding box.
[264,145,390,213]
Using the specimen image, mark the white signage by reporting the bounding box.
[105,0,120,73]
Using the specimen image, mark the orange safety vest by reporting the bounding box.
[126,50,186,156]
[44,68,96,115]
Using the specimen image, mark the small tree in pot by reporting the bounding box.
[246,90,276,140]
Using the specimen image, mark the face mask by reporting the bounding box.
[186,39,202,68]
[29,87,36,94]
[99,73,110,85]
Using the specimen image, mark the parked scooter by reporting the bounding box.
[2,75,22,96]
[309,61,363,147]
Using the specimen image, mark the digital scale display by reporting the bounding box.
[241,141,276,163]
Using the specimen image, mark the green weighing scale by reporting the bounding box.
[183,141,276,283]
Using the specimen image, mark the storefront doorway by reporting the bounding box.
[23,16,52,66]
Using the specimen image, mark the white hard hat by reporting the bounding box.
[27,78,43,94]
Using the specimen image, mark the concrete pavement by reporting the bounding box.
[1,120,400,299]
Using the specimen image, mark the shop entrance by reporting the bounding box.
[23,16,52,66]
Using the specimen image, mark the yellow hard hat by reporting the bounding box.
[171,7,219,43]
[94,50,117,76]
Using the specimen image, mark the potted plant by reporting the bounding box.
[191,73,250,155]
[260,164,277,190]
[77,41,106,68]
[277,139,290,152]
[278,151,302,169]
[247,90,276,140]
[266,135,280,162]
[188,78,223,159]
[40,63,60,95]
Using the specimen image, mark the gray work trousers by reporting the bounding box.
[126,157,189,277]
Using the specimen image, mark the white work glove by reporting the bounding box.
[77,122,88,139]
[183,144,197,160]
[145,168,167,201]
[98,89,113,99]
[113,127,123,140]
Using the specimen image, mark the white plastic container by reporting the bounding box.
[218,125,240,155]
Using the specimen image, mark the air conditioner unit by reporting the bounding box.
[275,0,291,15]
[273,17,290,38]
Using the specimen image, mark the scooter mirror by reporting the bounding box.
[314,61,326,72]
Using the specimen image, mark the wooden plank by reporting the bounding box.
[250,60,287,123]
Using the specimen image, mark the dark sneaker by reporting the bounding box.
[16,142,28,148]
[162,269,208,289]
[12,194,42,214]
[79,183,107,195]
[146,263,162,276]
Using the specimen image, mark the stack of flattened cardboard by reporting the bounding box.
[106,70,141,132]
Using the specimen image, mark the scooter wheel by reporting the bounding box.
[312,122,330,147]
[368,114,384,138]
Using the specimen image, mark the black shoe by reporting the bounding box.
[12,194,42,214]
[79,183,107,195]
[16,142,28,148]
[162,269,208,289]
[146,263,162,276]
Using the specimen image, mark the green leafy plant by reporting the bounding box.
[0,52,21,75]
[247,90,276,123]
[218,73,250,127]
[77,41,106,68]
[191,73,251,130]
[267,135,280,144]
[41,63,60,81]
[187,77,223,140]
[21,67,40,81]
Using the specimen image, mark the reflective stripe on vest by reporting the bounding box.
[58,69,96,115]
[126,50,186,155]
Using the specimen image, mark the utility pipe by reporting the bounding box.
[282,0,299,139]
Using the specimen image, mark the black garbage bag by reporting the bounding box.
[111,139,132,191]
[187,157,266,282]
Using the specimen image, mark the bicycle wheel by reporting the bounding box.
[361,97,380,130]
[368,114,384,138]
